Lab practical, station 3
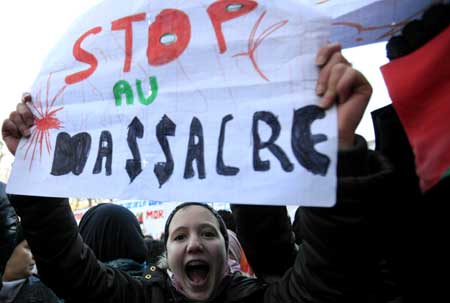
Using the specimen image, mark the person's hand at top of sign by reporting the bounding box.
[315,43,372,150]
[2,93,34,156]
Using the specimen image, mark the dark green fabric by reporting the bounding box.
[104,258,146,281]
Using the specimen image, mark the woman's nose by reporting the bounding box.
[186,235,203,253]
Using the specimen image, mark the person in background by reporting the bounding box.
[1,181,17,290]
[78,203,148,282]
[1,239,34,303]
[227,229,254,277]
[144,238,165,265]
[1,240,62,303]
[0,183,61,303]
[230,204,297,283]
[217,209,254,276]
[371,3,450,302]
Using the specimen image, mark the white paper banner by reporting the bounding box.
[7,0,338,206]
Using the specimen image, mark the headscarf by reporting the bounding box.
[227,230,242,273]
[163,202,231,298]
[163,202,229,250]
[79,203,147,263]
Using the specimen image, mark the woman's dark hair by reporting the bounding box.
[163,202,229,250]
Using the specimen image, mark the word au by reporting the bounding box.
[50,105,330,187]
[113,76,158,106]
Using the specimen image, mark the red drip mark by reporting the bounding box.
[23,73,66,170]
[233,11,288,81]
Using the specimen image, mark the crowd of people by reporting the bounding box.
[1,3,449,302]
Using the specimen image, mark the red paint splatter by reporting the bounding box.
[23,73,66,170]
[233,11,288,81]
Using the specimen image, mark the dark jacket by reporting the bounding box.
[232,135,397,301]
[0,181,18,290]
[9,135,394,303]
[380,6,450,302]
[371,104,450,303]
[1,181,62,302]
[12,275,63,303]
[104,258,147,281]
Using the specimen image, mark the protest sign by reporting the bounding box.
[7,0,338,206]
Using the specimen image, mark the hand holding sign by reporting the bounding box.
[2,94,34,156]
[315,43,372,150]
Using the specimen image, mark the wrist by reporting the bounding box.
[338,133,356,151]
[337,135,369,177]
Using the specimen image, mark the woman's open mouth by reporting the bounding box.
[185,260,210,285]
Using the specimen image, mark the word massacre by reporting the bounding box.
[49,1,331,187]
[51,108,330,187]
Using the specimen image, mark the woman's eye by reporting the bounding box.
[202,231,216,238]
[173,234,186,241]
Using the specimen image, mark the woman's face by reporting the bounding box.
[167,205,228,301]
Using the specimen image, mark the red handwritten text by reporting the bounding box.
[65,1,258,85]
[146,210,164,219]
